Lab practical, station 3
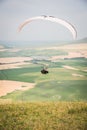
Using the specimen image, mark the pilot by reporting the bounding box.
[41,69,49,74]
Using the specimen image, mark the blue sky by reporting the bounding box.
[0,0,87,41]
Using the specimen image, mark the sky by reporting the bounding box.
[0,0,87,41]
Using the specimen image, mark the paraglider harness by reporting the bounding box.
[41,68,49,74]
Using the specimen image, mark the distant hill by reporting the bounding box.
[0,41,11,48]
[70,37,87,44]
[78,37,87,43]
[0,37,87,48]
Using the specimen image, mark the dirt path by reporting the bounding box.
[0,57,32,70]
[0,57,32,63]
[63,65,79,70]
[0,80,35,97]
[72,73,84,77]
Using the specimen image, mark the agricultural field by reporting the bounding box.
[0,41,87,101]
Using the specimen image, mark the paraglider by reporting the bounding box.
[40,64,49,74]
[41,69,49,74]
[18,15,77,74]
[18,15,77,39]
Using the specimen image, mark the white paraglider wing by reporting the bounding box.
[18,16,77,39]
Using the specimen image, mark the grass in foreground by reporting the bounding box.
[0,101,87,130]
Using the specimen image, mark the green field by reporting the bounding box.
[0,58,87,101]
[0,102,87,130]
[0,42,87,101]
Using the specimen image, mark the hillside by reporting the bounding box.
[0,101,87,130]
[75,37,87,43]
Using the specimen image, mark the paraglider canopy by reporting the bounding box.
[18,15,77,40]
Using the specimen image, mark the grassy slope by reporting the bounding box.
[0,102,87,130]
